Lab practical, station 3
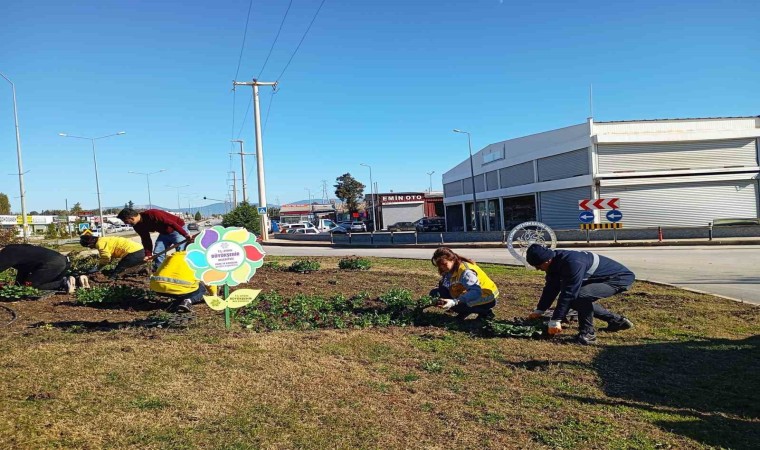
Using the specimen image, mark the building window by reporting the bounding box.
[487,199,501,231]
[502,195,536,230]
[446,204,464,232]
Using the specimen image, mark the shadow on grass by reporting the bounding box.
[588,335,760,449]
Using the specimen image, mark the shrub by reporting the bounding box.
[0,269,17,284]
[0,227,20,246]
[338,256,372,271]
[289,259,320,273]
[74,285,155,306]
[262,261,285,271]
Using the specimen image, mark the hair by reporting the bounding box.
[117,208,139,221]
[79,232,98,248]
[431,247,474,273]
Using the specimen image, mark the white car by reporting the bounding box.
[293,227,319,234]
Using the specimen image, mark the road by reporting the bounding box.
[262,244,760,305]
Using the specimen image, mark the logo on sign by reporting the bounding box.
[606,210,623,223]
[78,223,90,232]
[578,198,620,211]
[578,211,594,223]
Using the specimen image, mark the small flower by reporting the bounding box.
[24,281,32,287]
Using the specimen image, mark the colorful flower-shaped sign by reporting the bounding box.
[185,226,265,286]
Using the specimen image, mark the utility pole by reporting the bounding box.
[227,171,237,208]
[427,171,435,193]
[1,72,28,241]
[230,140,254,203]
[233,78,277,241]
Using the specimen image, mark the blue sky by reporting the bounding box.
[1,0,758,212]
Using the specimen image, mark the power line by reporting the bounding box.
[257,0,294,80]
[276,0,328,82]
[231,0,255,150]
[263,88,278,132]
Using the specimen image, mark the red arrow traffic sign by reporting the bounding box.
[578,198,620,210]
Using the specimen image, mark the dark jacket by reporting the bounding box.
[133,209,189,256]
[537,250,635,320]
[0,244,68,274]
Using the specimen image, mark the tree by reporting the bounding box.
[0,193,10,215]
[267,207,280,219]
[334,173,365,214]
[221,202,261,235]
[70,202,83,215]
[194,211,202,221]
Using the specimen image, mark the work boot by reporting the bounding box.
[476,310,496,321]
[604,317,633,332]
[173,299,193,313]
[575,332,597,346]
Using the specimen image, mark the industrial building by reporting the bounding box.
[442,116,760,231]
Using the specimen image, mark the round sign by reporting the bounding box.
[506,221,557,267]
[578,211,594,224]
[606,210,623,223]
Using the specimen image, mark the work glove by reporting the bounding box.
[527,309,544,320]
[548,320,562,336]
[437,298,457,310]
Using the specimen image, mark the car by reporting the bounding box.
[415,217,445,232]
[187,223,199,231]
[387,221,416,232]
[349,221,367,232]
[327,226,348,234]
[338,221,353,230]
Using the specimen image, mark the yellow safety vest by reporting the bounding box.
[449,261,499,300]
[149,251,199,296]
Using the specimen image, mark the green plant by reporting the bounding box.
[484,318,545,338]
[221,201,261,235]
[74,285,156,306]
[338,256,372,271]
[0,284,44,300]
[289,259,320,273]
[0,269,17,283]
[262,261,285,271]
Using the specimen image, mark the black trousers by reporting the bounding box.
[429,287,496,316]
[15,259,69,290]
[110,250,146,275]
[574,277,634,334]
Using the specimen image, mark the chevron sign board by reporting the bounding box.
[578,198,620,210]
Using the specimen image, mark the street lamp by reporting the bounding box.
[59,131,126,236]
[426,171,435,193]
[1,72,28,241]
[453,129,478,231]
[360,163,377,232]
[128,169,166,209]
[167,184,190,211]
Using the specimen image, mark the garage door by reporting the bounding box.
[539,186,592,230]
[600,180,758,227]
[382,204,424,229]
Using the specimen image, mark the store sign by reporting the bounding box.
[380,193,424,205]
[0,215,17,225]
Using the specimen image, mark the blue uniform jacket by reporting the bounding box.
[537,250,635,320]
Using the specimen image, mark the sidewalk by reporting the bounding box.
[262,236,760,249]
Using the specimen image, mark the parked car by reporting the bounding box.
[187,222,199,231]
[388,221,416,232]
[338,221,353,230]
[349,221,367,232]
[327,226,348,234]
[415,217,445,232]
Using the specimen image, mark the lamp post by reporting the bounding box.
[1,72,28,241]
[453,129,478,231]
[128,169,166,209]
[168,184,190,212]
[426,171,435,193]
[360,163,376,232]
[305,187,313,220]
[59,131,126,235]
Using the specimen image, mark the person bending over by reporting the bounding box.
[430,247,499,320]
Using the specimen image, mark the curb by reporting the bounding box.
[262,239,760,249]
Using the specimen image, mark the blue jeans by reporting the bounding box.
[153,226,189,269]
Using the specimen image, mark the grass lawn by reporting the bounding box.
[0,256,757,449]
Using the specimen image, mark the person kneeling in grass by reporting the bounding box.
[525,244,634,345]
[430,247,499,320]
[79,231,145,279]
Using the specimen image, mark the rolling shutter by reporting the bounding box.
[597,139,758,173]
[600,180,758,227]
[500,161,534,187]
[539,186,592,230]
[537,148,589,182]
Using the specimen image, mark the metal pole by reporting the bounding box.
[1,73,28,241]
[466,133,478,232]
[228,171,237,208]
[427,171,435,193]
[90,139,106,236]
[360,163,376,232]
[231,140,252,203]
[146,174,152,209]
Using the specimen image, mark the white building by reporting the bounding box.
[442,116,760,231]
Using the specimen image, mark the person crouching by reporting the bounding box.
[149,251,206,313]
[430,247,499,320]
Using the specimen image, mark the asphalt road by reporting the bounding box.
[262,244,760,305]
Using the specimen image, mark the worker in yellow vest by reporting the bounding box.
[79,231,145,279]
[150,251,207,313]
[430,247,499,320]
